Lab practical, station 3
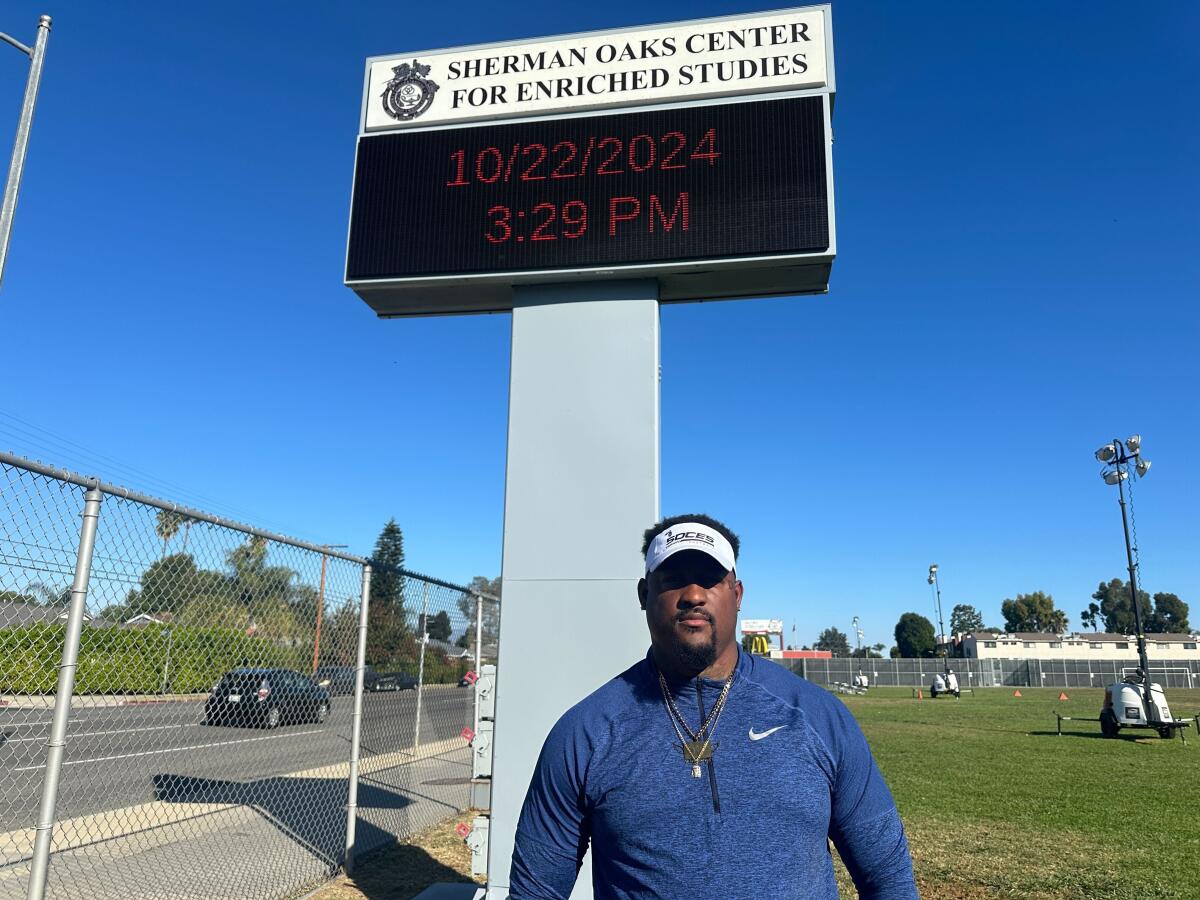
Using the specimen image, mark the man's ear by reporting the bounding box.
[637,577,648,610]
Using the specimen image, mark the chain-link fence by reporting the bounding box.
[777,655,1200,689]
[0,451,498,899]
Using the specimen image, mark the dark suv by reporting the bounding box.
[205,668,330,729]
[315,664,417,694]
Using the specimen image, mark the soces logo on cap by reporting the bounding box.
[664,529,716,547]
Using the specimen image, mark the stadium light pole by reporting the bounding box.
[0,14,51,293]
[927,564,948,673]
[851,615,863,657]
[1095,435,1155,720]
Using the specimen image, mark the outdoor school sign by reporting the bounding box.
[362,7,830,131]
[346,5,836,316]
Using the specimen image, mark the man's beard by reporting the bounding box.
[671,628,717,673]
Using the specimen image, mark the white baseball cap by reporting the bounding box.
[645,522,736,575]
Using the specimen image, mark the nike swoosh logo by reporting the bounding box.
[749,725,787,741]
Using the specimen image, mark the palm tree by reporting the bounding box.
[1046,609,1069,634]
[155,510,183,559]
[24,581,69,607]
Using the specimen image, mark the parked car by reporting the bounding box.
[314,664,417,693]
[378,671,418,692]
[313,665,357,695]
[205,668,330,728]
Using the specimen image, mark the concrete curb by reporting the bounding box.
[0,694,207,710]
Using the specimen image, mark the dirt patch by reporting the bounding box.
[308,813,482,900]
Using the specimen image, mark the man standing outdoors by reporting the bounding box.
[510,514,917,899]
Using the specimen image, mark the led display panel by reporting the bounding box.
[346,94,832,315]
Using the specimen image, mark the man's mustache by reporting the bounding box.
[675,610,713,624]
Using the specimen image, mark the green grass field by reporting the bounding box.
[832,687,1200,900]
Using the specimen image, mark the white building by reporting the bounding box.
[960,631,1200,660]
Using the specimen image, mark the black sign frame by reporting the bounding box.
[345,93,834,317]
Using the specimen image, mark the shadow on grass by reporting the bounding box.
[1027,729,1171,742]
[345,842,477,900]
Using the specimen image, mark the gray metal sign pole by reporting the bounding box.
[0,15,51,292]
[27,486,101,900]
[485,280,660,899]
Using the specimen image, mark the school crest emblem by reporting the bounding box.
[380,60,439,121]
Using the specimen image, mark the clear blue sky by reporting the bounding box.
[1,2,1196,651]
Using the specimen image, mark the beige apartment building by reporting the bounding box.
[960,631,1200,661]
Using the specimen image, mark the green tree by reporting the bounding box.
[1093,579,1151,634]
[247,598,301,643]
[367,520,409,664]
[1000,591,1068,633]
[851,642,886,659]
[322,604,362,665]
[23,582,71,607]
[427,610,452,642]
[949,604,985,636]
[1150,592,1189,633]
[226,537,297,612]
[894,613,935,658]
[457,575,501,657]
[366,608,412,667]
[177,594,246,630]
[815,627,851,657]
[1080,601,1102,632]
[125,553,201,617]
[369,519,406,608]
[0,589,39,605]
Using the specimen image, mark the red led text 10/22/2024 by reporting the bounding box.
[443,127,718,243]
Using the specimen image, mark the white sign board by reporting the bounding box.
[741,618,785,634]
[364,6,831,132]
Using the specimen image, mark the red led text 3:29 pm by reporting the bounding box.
[484,194,690,244]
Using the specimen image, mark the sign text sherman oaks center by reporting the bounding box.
[346,6,836,317]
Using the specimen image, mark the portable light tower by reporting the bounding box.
[1094,435,1188,740]
[927,564,949,674]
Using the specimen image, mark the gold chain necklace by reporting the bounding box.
[657,667,736,778]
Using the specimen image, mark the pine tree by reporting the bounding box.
[367,519,410,666]
[370,519,406,606]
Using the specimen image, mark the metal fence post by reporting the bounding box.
[26,486,102,900]
[473,593,483,736]
[344,564,371,875]
[414,582,429,751]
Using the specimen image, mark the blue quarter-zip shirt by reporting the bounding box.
[510,648,917,899]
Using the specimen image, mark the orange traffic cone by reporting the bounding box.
[1058,691,1070,701]
[1013,690,1022,697]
